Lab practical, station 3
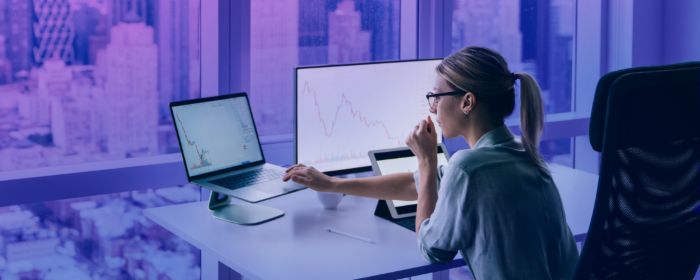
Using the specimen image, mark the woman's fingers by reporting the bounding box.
[283,166,306,181]
[291,174,312,185]
[426,116,435,133]
[417,120,426,135]
[285,164,305,173]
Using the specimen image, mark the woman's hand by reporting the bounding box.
[283,164,338,192]
[405,116,438,165]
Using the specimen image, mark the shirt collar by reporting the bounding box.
[473,125,515,149]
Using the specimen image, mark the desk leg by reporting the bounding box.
[201,251,242,280]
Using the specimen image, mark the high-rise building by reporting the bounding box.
[110,0,149,25]
[88,16,111,66]
[72,4,102,65]
[452,0,522,68]
[298,0,330,65]
[7,0,33,79]
[328,0,371,64]
[37,57,72,98]
[250,0,299,135]
[0,35,12,84]
[32,0,75,66]
[547,0,574,113]
[98,22,158,157]
[355,0,399,61]
[157,0,200,124]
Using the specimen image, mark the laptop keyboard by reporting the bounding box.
[211,168,284,190]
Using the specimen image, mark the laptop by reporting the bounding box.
[170,93,306,203]
[368,145,450,231]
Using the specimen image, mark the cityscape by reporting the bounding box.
[0,0,574,278]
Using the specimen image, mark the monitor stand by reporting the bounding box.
[208,191,284,225]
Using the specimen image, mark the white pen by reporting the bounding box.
[326,227,375,244]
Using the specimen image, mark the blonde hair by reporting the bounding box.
[436,46,548,173]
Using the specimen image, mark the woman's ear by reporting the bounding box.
[462,92,476,115]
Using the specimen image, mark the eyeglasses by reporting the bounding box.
[426,90,465,112]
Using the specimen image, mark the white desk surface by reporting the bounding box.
[144,164,598,280]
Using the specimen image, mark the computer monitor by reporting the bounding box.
[295,59,443,174]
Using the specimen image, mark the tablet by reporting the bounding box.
[368,145,450,219]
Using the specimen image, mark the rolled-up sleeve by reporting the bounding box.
[415,166,473,263]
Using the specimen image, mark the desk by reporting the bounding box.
[144,164,598,280]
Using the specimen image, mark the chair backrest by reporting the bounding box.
[576,63,700,279]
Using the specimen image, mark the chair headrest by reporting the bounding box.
[589,62,700,152]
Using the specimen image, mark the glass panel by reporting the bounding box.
[0,0,201,172]
[250,0,401,136]
[449,0,575,115]
[0,184,201,278]
[541,138,573,167]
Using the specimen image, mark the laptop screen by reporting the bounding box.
[171,95,264,177]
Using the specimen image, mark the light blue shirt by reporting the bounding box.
[414,125,579,280]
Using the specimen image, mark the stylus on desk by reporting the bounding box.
[326,228,375,244]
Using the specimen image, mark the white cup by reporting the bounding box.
[317,192,344,210]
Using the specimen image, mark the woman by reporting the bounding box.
[283,46,578,279]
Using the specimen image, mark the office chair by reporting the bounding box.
[575,62,700,280]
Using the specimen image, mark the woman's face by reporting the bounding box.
[432,75,467,138]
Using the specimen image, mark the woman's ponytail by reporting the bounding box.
[514,72,548,174]
[438,46,549,174]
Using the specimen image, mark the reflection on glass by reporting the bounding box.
[0,0,201,172]
[0,185,201,278]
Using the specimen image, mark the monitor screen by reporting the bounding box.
[171,95,264,177]
[296,59,443,173]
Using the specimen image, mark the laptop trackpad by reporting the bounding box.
[231,188,272,203]
[257,180,305,194]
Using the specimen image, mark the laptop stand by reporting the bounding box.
[208,191,284,225]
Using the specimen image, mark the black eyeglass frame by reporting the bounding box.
[425,90,466,110]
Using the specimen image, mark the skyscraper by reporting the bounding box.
[547,0,574,113]
[72,4,102,65]
[7,0,33,79]
[298,0,330,65]
[98,22,158,157]
[111,0,149,25]
[328,0,371,64]
[0,35,11,84]
[355,0,399,61]
[157,0,200,124]
[250,0,299,135]
[32,0,75,66]
[452,0,522,68]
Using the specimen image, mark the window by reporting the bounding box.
[249,0,400,137]
[0,184,201,278]
[0,1,203,276]
[448,0,576,166]
[0,0,201,172]
[449,0,575,114]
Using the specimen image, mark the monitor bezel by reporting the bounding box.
[170,92,267,181]
[294,58,443,176]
